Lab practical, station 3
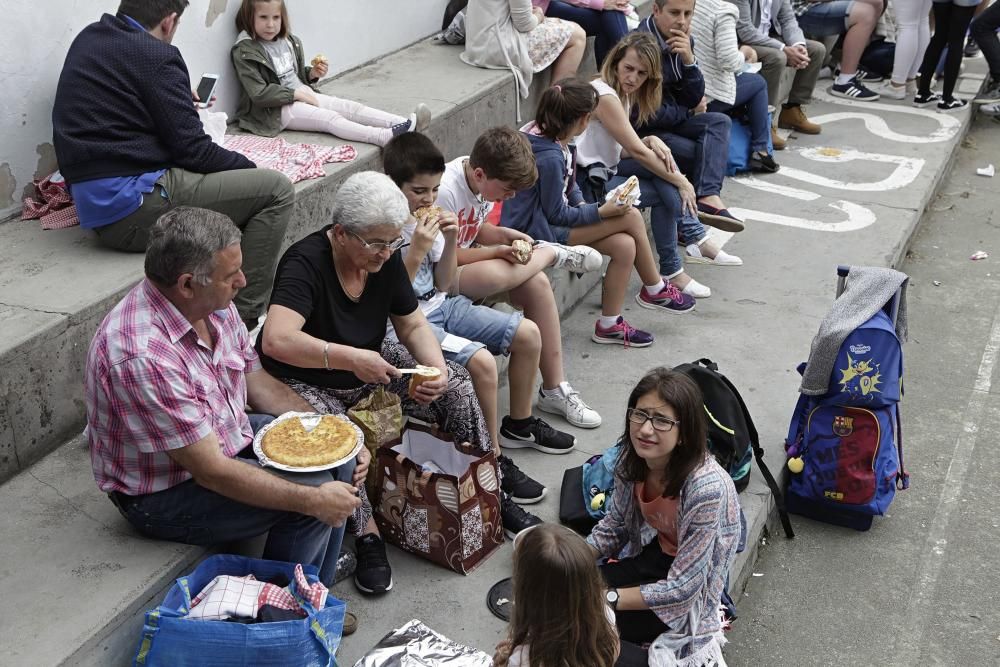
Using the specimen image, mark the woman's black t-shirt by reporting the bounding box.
[257,225,418,389]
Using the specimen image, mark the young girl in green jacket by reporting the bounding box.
[231,0,430,147]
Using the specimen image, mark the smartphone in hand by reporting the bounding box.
[195,73,220,108]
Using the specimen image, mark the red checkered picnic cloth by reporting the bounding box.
[257,563,328,616]
[224,135,357,184]
[22,174,80,230]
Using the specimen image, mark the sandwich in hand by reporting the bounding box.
[612,175,640,207]
[414,205,444,223]
[310,54,329,67]
[511,239,533,264]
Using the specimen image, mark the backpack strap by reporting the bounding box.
[712,368,795,539]
[696,358,720,372]
[895,404,910,490]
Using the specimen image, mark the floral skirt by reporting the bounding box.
[528,17,576,72]
[281,339,492,537]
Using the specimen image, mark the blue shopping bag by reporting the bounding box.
[133,554,346,666]
[726,111,774,176]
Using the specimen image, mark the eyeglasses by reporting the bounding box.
[627,408,679,432]
[346,229,406,253]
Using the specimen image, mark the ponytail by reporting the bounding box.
[534,77,599,141]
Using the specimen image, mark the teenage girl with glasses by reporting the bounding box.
[587,367,743,666]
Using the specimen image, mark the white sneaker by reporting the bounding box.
[536,382,602,428]
[412,103,432,132]
[873,81,907,100]
[684,243,743,266]
[675,277,711,298]
[537,241,603,272]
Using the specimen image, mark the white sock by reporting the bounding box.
[643,279,666,296]
[599,315,620,328]
[835,73,855,86]
[540,385,562,398]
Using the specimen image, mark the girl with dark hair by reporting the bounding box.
[494,523,620,667]
[502,76,695,350]
[588,367,742,666]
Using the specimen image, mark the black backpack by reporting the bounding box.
[674,359,793,538]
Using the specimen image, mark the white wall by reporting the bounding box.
[0,0,448,220]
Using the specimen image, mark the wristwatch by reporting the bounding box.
[606,588,620,611]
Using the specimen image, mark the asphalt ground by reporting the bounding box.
[725,110,1000,667]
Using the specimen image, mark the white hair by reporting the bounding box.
[332,171,409,233]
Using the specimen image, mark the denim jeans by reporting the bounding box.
[609,159,706,277]
[544,1,629,66]
[971,0,1000,82]
[796,0,854,37]
[646,112,731,199]
[707,72,771,153]
[109,414,354,585]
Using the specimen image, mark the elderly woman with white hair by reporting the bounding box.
[258,171,493,596]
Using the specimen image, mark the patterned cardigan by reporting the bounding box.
[588,455,742,661]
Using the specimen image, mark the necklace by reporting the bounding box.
[328,230,367,302]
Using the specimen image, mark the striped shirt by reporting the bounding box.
[691,0,744,105]
[588,455,742,660]
[85,279,260,495]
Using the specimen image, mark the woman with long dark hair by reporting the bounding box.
[588,367,742,666]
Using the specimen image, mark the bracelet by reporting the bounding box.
[322,342,330,371]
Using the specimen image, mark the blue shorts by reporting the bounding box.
[425,295,523,367]
[797,0,854,38]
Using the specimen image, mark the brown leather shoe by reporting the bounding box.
[771,127,787,151]
[778,105,821,135]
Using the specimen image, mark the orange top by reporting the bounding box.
[636,481,680,556]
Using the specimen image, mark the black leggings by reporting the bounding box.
[600,541,675,666]
[918,2,978,100]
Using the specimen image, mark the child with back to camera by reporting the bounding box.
[231,0,431,147]
[494,523,620,667]
[501,76,696,350]
[589,367,742,666]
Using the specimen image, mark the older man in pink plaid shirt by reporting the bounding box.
[85,207,366,587]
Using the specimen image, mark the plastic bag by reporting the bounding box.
[133,554,346,667]
[198,109,228,146]
[347,385,402,500]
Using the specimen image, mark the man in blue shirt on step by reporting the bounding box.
[53,0,294,329]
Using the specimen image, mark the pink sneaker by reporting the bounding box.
[635,283,696,314]
[592,316,654,348]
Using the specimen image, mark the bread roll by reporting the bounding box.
[615,175,640,206]
[414,205,444,223]
[511,239,533,264]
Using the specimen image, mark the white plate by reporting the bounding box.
[253,412,364,473]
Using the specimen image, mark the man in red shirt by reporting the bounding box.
[85,207,364,586]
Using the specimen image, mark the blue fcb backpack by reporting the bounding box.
[785,308,910,531]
